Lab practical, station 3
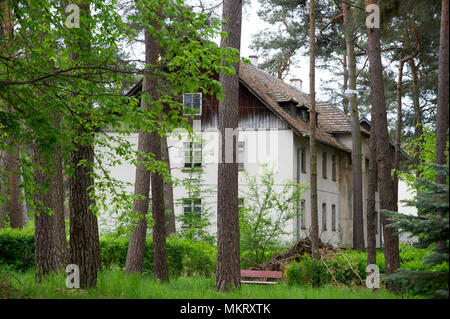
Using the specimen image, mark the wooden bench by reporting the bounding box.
[240,270,283,285]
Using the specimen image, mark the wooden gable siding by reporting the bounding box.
[187,82,288,130]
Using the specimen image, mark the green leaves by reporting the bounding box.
[384,163,449,297]
[239,164,307,265]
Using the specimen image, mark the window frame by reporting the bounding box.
[182,92,202,116]
[300,199,306,230]
[184,141,202,168]
[238,141,245,170]
[322,203,327,231]
[301,148,307,173]
[322,151,327,179]
[332,154,337,181]
[183,198,202,219]
[331,204,336,231]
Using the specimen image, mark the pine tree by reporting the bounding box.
[385,163,449,298]
[215,0,243,291]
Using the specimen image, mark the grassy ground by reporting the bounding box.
[2,269,422,299]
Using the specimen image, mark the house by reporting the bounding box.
[99,60,410,248]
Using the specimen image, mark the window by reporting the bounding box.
[301,148,307,173]
[300,200,306,229]
[183,198,201,219]
[183,93,202,116]
[238,141,245,170]
[332,204,336,231]
[322,203,327,230]
[184,141,202,168]
[322,152,327,179]
[298,107,310,122]
[332,154,337,181]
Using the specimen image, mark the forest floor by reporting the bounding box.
[2,270,423,299]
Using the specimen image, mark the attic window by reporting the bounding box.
[298,106,310,122]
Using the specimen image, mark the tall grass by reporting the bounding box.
[1,269,421,299]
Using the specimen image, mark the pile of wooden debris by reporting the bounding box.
[249,237,342,272]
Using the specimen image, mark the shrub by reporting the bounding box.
[174,237,216,276]
[100,236,184,277]
[0,228,216,277]
[323,252,366,286]
[285,255,330,287]
[0,227,35,272]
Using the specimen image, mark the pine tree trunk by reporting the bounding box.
[0,152,8,228]
[365,0,400,293]
[408,58,423,174]
[33,150,53,282]
[1,0,25,230]
[50,129,68,269]
[151,131,169,282]
[33,123,68,281]
[5,147,24,229]
[125,23,161,275]
[343,1,364,251]
[435,0,449,250]
[161,136,176,236]
[394,56,408,204]
[367,117,377,265]
[67,1,100,288]
[215,0,242,292]
[342,51,349,115]
[69,141,100,288]
[124,126,151,274]
[309,0,320,262]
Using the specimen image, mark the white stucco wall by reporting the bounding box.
[96,128,417,247]
[96,128,297,239]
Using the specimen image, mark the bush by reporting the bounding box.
[173,237,216,276]
[0,228,216,277]
[0,227,35,272]
[285,255,330,287]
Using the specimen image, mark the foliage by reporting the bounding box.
[384,163,449,298]
[284,244,443,292]
[0,228,216,277]
[0,227,35,272]
[396,126,450,188]
[0,0,241,228]
[175,135,216,244]
[239,164,307,265]
[285,255,330,287]
[175,237,216,277]
[99,235,217,277]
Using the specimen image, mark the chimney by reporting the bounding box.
[290,78,302,92]
[249,55,259,66]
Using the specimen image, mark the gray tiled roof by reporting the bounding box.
[239,63,353,153]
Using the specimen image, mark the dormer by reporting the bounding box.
[297,105,310,122]
[297,105,319,128]
[278,99,298,117]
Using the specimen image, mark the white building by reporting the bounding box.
[99,62,413,247]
